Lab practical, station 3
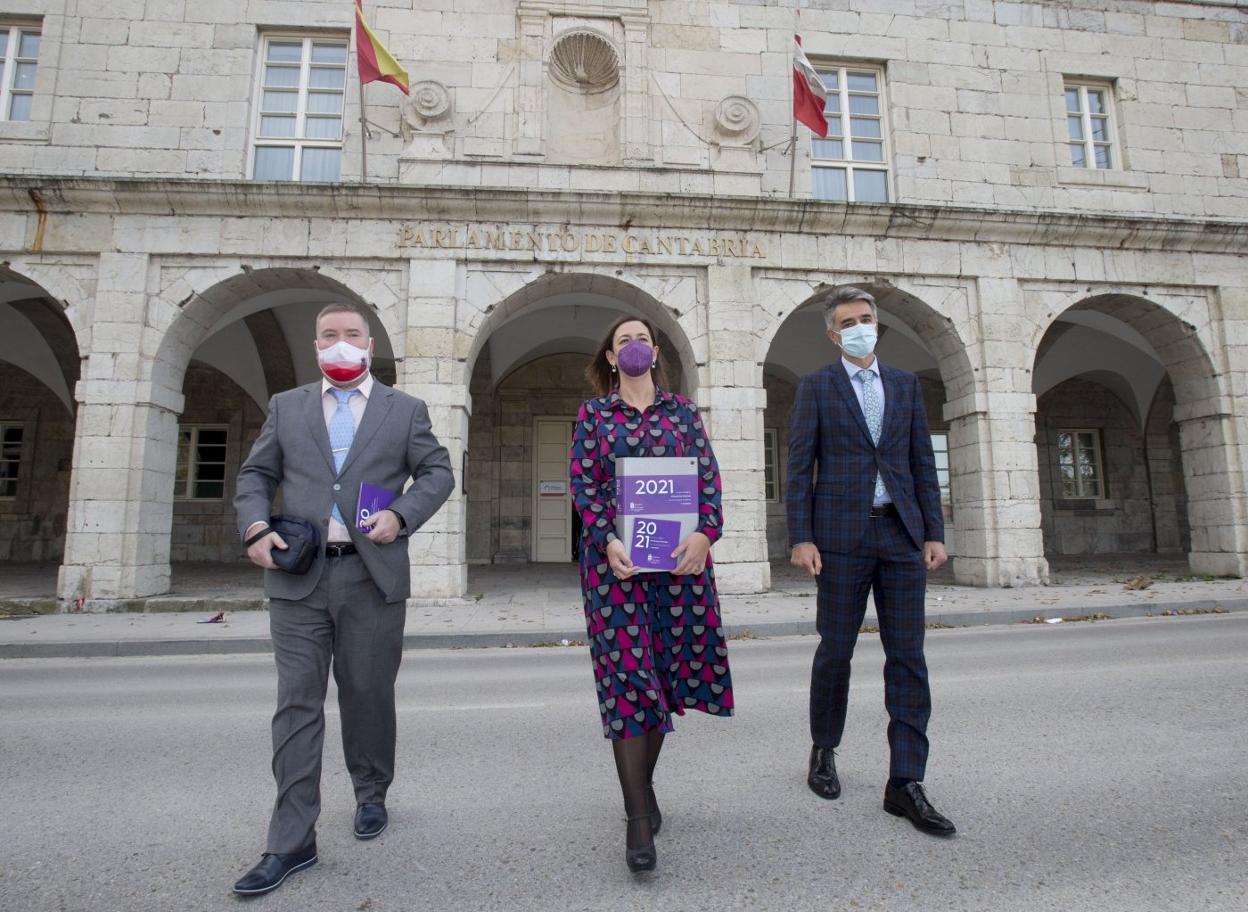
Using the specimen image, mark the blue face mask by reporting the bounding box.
[837,323,878,359]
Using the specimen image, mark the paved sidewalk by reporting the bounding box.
[1,559,1244,658]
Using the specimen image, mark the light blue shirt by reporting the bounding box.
[841,356,891,506]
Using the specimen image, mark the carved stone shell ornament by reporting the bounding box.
[406,80,451,121]
[713,94,761,143]
[548,30,620,94]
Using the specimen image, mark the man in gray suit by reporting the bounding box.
[231,301,454,896]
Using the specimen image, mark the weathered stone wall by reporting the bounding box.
[0,363,73,561]
[1,1,1244,218]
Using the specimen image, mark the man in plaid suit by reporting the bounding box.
[786,286,956,836]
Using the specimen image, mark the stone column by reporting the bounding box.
[1174,404,1248,578]
[513,10,546,158]
[399,258,467,600]
[59,253,180,606]
[620,14,652,164]
[946,277,1048,587]
[704,264,769,594]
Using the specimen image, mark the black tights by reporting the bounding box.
[612,728,664,849]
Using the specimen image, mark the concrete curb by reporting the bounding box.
[1,596,1244,660]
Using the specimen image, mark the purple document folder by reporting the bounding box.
[356,482,397,531]
[614,457,700,573]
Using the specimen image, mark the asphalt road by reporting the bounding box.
[1,614,1245,912]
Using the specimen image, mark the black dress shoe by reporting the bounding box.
[883,781,957,836]
[232,843,317,896]
[354,802,388,839]
[807,746,841,799]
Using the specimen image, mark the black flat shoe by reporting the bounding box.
[883,781,957,836]
[625,814,656,873]
[645,783,662,836]
[807,746,841,800]
[353,802,388,840]
[232,842,318,896]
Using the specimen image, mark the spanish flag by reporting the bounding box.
[354,0,409,95]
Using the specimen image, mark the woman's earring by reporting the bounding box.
[611,364,617,372]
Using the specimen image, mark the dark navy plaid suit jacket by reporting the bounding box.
[786,361,944,554]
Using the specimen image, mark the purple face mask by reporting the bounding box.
[615,339,654,378]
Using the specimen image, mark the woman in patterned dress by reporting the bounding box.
[569,315,735,873]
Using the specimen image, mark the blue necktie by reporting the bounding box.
[857,369,888,504]
[328,389,358,525]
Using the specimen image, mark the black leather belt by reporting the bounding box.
[325,542,357,557]
[868,503,897,518]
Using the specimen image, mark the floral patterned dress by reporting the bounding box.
[569,387,735,740]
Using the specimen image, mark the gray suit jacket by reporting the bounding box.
[234,379,455,603]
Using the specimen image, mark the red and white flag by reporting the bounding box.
[792,35,828,137]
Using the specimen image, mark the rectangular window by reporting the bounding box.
[763,428,780,502]
[0,422,23,498]
[1064,81,1116,170]
[1056,429,1104,499]
[176,426,228,500]
[250,35,348,181]
[812,65,889,203]
[930,432,951,508]
[0,26,39,122]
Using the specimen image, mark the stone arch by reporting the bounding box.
[0,266,80,571]
[759,278,978,571]
[458,269,702,572]
[460,267,703,399]
[0,260,92,358]
[1030,291,1241,577]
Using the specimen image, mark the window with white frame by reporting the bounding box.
[811,65,889,203]
[763,428,780,502]
[1,25,39,122]
[1056,429,1104,499]
[251,35,348,182]
[176,426,228,500]
[0,422,23,498]
[1064,81,1117,170]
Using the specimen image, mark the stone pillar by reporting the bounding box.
[513,9,546,158]
[620,15,651,163]
[59,252,179,606]
[1174,406,1248,578]
[704,264,769,594]
[945,392,1049,586]
[946,278,1048,586]
[400,258,467,600]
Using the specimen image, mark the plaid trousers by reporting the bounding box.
[809,509,930,781]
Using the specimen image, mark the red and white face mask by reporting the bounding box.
[317,339,370,384]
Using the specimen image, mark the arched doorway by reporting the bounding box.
[1032,293,1240,577]
[462,272,694,581]
[59,266,399,603]
[761,282,968,583]
[0,267,79,605]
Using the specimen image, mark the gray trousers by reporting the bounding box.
[266,552,406,853]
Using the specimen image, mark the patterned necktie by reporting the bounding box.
[856,369,888,503]
[328,388,359,525]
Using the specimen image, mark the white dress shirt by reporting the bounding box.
[841,356,891,506]
[322,374,373,542]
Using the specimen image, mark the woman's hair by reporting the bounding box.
[585,314,670,396]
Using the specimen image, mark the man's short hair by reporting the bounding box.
[823,286,878,329]
[315,301,372,332]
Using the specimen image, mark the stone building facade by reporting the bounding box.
[0,0,1245,608]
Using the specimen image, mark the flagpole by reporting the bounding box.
[354,2,368,182]
[787,116,798,198]
[358,79,369,182]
